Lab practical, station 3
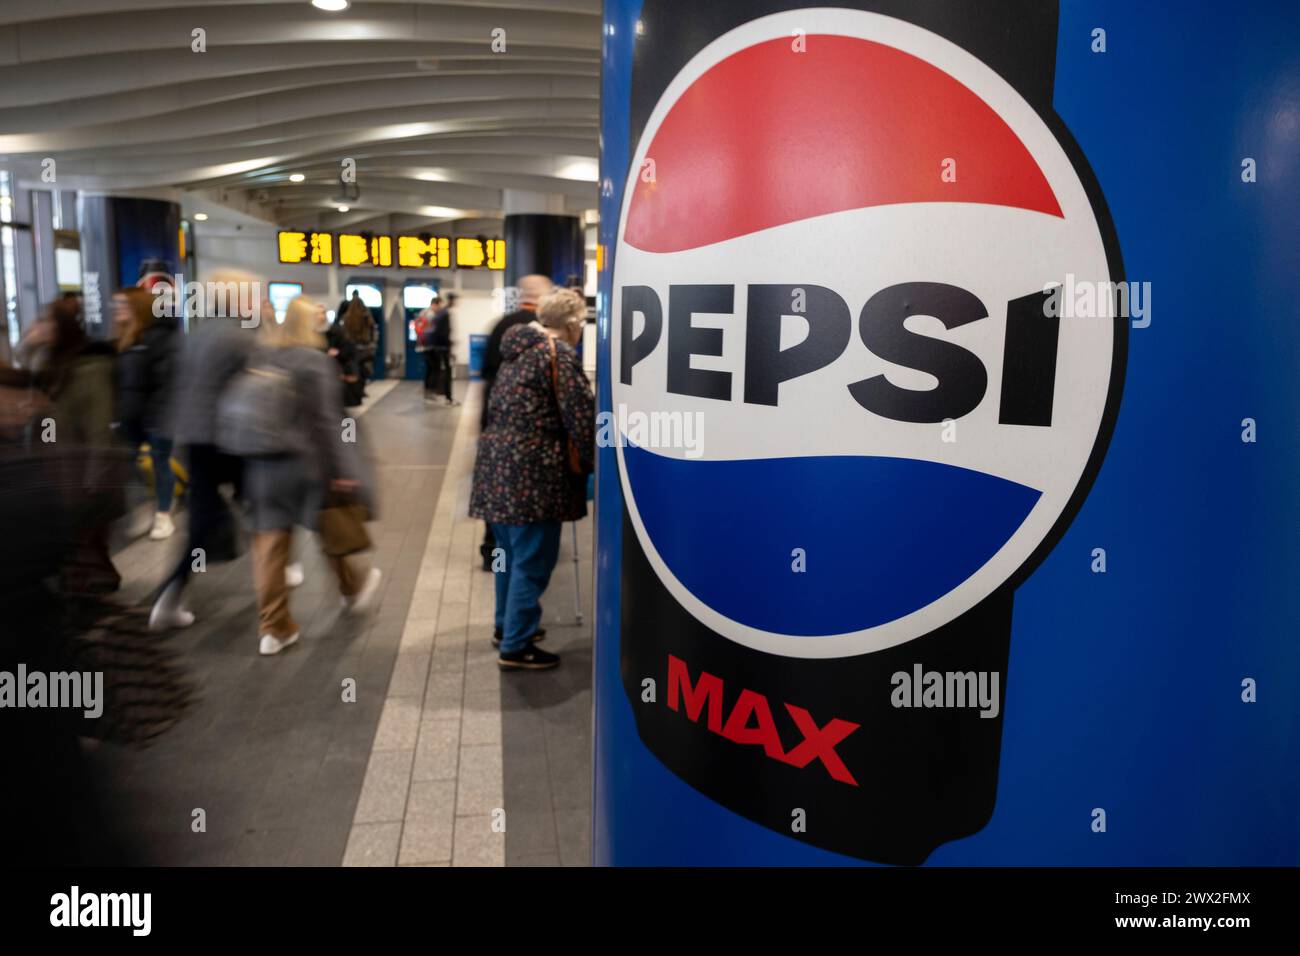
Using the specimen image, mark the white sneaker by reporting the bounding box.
[259,632,300,656]
[127,508,155,539]
[148,512,176,540]
[148,583,195,633]
[341,567,382,614]
[284,562,305,588]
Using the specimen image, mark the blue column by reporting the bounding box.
[594,0,1300,868]
[77,196,180,335]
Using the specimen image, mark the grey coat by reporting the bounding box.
[245,346,377,532]
[171,317,257,448]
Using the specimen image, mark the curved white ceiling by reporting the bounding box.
[0,0,601,230]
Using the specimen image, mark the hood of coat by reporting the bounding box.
[499,321,549,363]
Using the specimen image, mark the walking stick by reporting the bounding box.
[571,521,583,625]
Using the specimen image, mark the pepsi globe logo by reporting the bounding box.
[612,10,1123,658]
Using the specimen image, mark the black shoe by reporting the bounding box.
[492,626,546,648]
[498,645,560,671]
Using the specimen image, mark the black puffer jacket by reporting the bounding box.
[115,317,179,445]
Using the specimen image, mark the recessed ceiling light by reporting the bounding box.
[311,0,350,12]
[556,159,599,182]
[289,173,305,183]
[193,213,208,221]
[336,205,350,213]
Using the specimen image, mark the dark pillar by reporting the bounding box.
[502,213,584,289]
[77,196,181,335]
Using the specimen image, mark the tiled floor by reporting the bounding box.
[84,377,592,866]
[92,380,448,865]
[342,380,594,867]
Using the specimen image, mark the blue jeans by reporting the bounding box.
[490,521,562,653]
[148,433,175,512]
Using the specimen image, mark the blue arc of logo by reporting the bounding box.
[622,441,1042,636]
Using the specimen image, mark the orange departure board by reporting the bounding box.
[278,229,501,271]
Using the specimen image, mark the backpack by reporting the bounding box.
[415,311,436,350]
[215,355,297,457]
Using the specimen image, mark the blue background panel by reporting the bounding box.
[593,0,1300,865]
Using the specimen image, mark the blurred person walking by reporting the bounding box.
[112,286,180,540]
[470,288,594,671]
[148,269,261,632]
[242,297,381,656]
[18,297,125,595]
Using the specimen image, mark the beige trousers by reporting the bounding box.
[251,529,366,639]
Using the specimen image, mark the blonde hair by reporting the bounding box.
[272,296,326,349]
[537,288,586,329]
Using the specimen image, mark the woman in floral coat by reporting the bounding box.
[470,288,594,671]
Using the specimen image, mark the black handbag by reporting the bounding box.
[204,492,248,563]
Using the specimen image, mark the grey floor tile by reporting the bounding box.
[352,749,414,824]
[398,780,456,865]
[372,696,423,752]
[411,718,461,782]
[455,745,503,816]
[502,808,559,859]
[554,807,592,867]
[225,827,299,866]
[387,651,432,698]
[342,822,402,867]
[452,814,505,867]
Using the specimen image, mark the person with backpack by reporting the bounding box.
[238,296,381,656]
[414,299,439,402]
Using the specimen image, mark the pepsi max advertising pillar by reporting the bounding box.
[594,1,1300,865]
